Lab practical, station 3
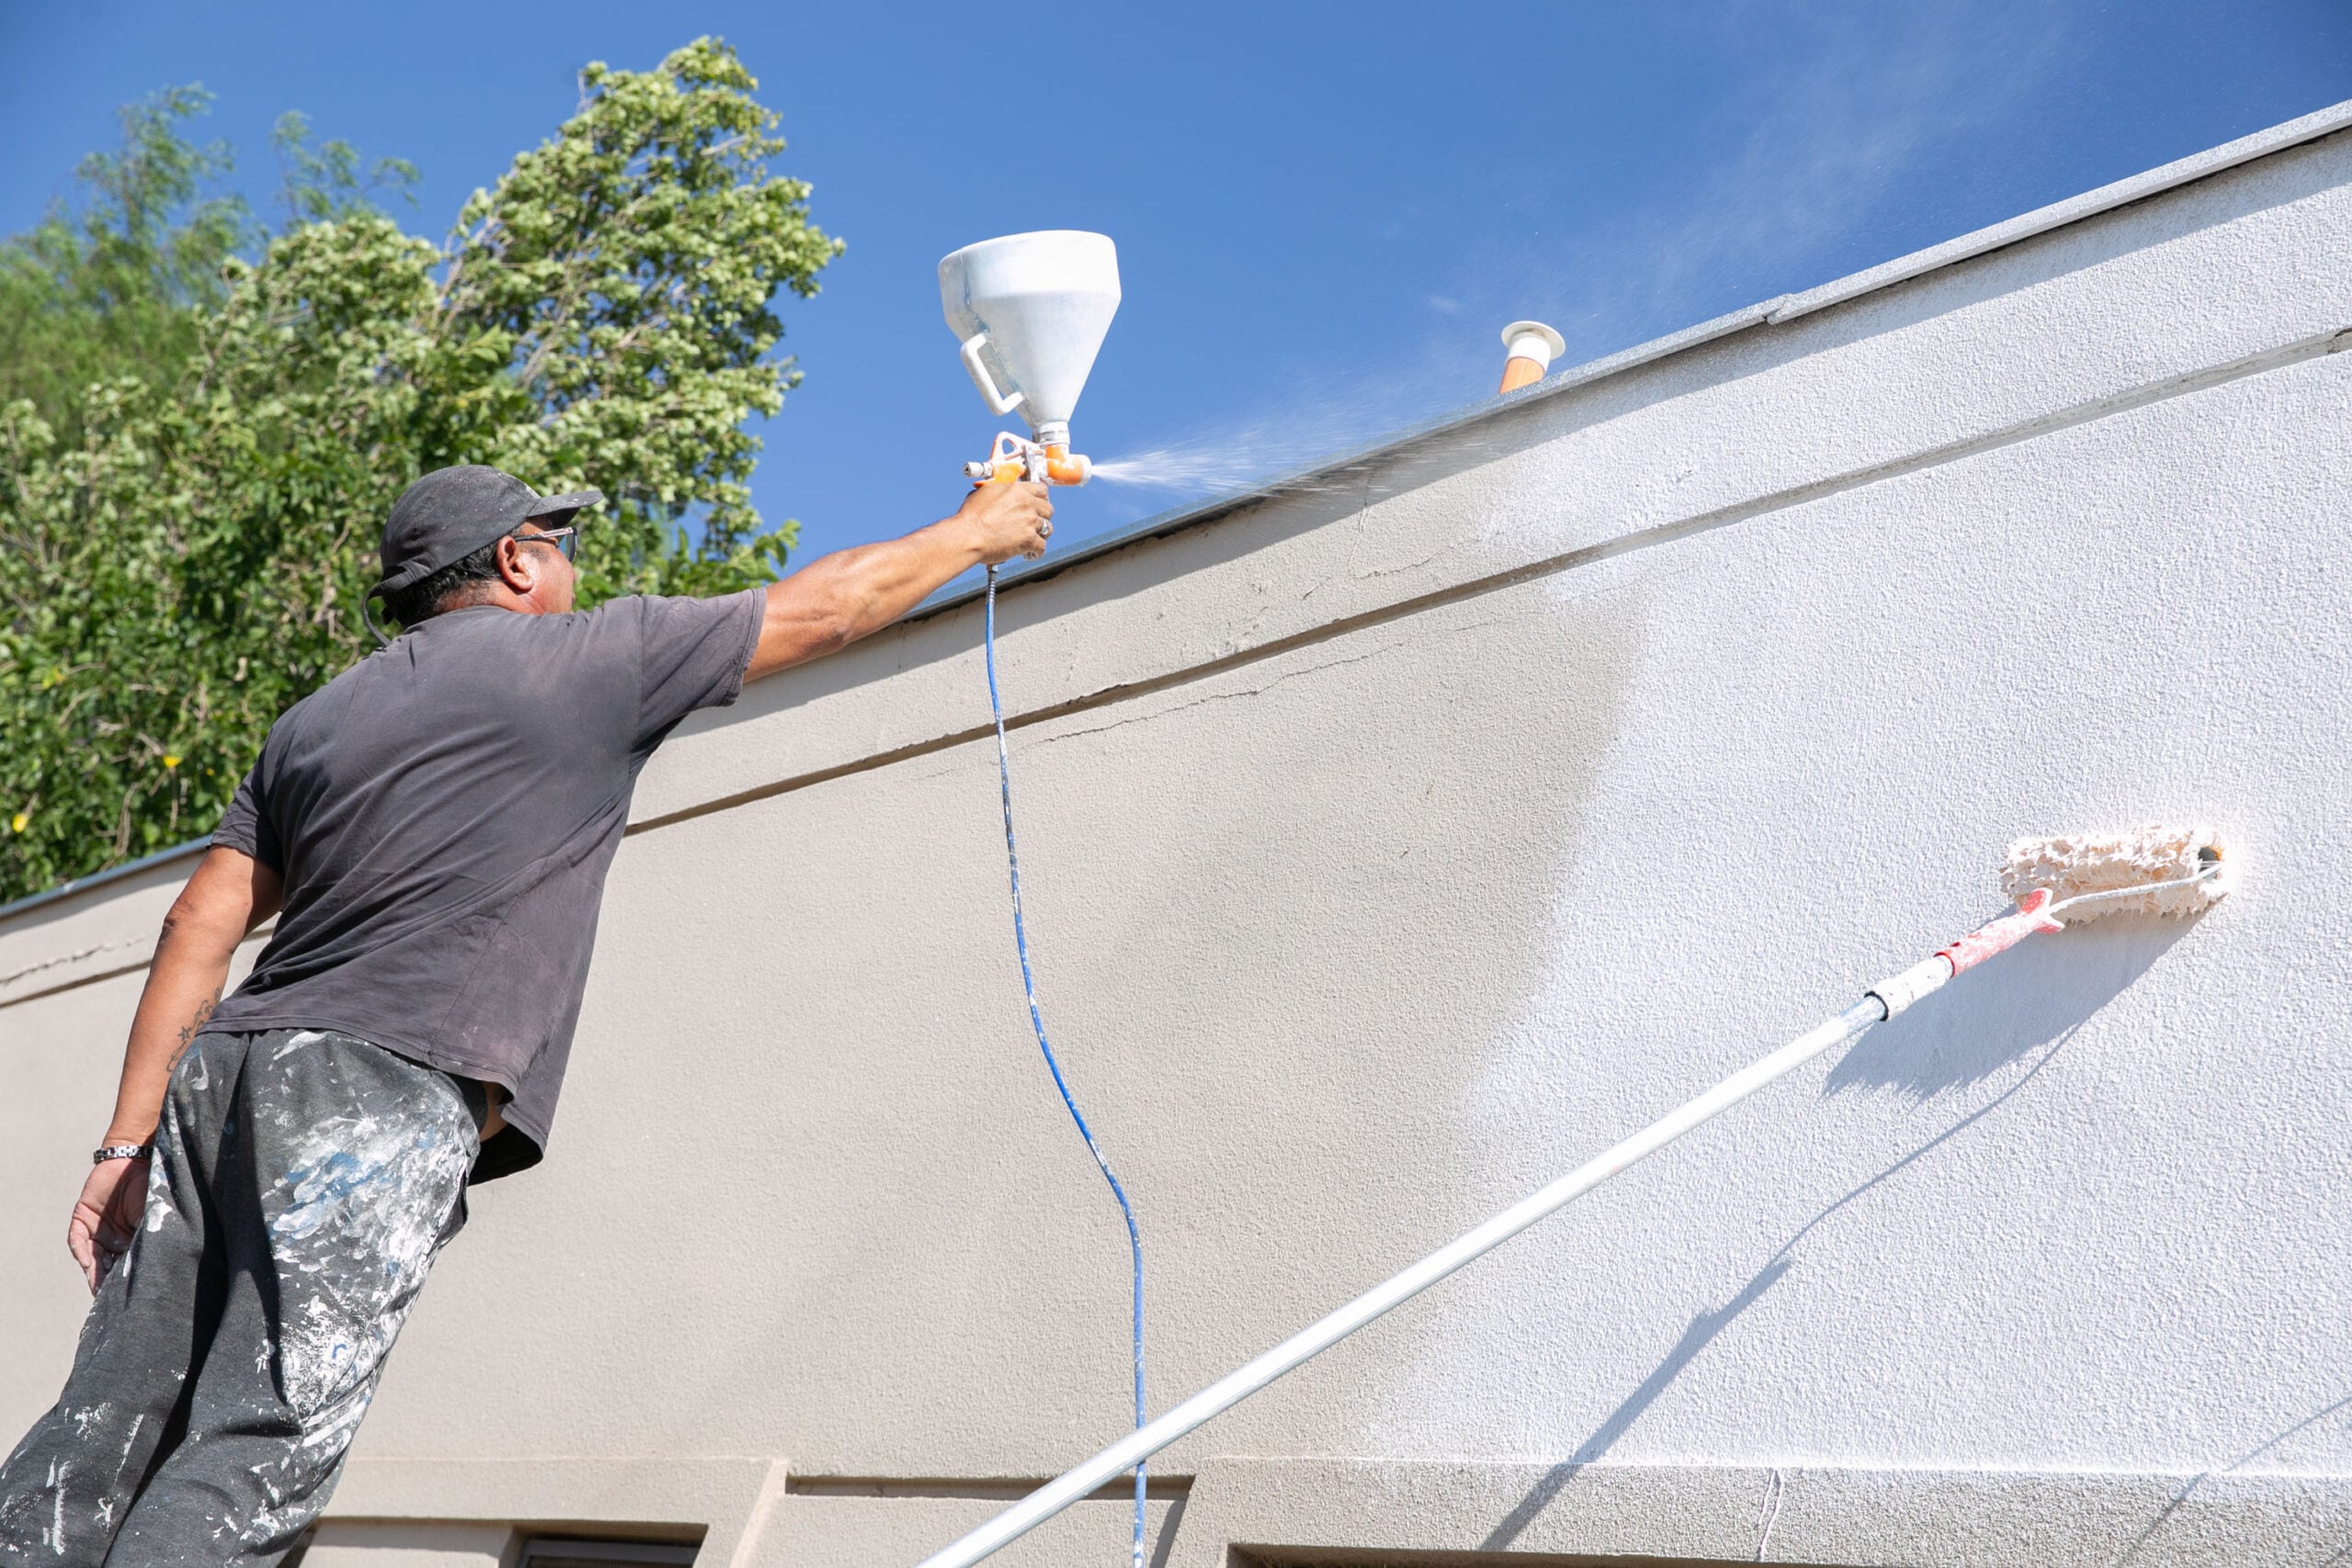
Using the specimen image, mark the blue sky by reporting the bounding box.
[5,2,2349,570]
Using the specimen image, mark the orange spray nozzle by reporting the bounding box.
[965,431,1091,487]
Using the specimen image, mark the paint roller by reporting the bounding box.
[912,824,2235,1568]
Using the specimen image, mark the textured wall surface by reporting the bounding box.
[5,116,2350,1568]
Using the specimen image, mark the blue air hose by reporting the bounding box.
[982,565,1148,1568]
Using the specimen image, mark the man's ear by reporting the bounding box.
[493,535,535,594]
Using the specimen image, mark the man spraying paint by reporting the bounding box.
[0,464,1055,1566]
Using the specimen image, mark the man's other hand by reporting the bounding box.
[956,479,1054,566]
[69,1156,149,1293]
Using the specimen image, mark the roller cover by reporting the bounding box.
[2000,824,2232,919]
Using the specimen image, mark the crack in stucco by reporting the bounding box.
[1031,643,1403,747]
[0,942,123,987]
[0,926,271,1013]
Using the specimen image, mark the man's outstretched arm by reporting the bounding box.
[745,480,1055,682]
[70,845,282,1290]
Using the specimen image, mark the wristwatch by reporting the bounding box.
[92,1144,150,1165]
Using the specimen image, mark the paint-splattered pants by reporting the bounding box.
[0,1028,478,1566]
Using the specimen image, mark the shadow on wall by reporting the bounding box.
[1826,911,2195,1100]
[1477,1043,2067,1550]
[1480,911,2210,1551]
[2114,1390,2352,1565]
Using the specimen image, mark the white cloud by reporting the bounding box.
[1567,0,2077,339]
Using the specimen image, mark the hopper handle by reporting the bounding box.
[959,332,1026,417]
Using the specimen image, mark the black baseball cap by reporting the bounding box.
[372,465,604,606]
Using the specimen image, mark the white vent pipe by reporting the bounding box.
[1498,319,1566,393]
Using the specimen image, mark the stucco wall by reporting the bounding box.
[5,112,2351,1568]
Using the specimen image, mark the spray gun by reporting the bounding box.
[940,231,1120,491]
[964,428,1093,487]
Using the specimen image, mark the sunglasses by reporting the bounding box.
[511,525,579,562]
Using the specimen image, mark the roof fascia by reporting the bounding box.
[915,96,2352,619]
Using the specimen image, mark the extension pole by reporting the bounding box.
[912,994,1891,1568]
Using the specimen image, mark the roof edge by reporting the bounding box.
[1768,96,2352,325]
[0,838,207,927]
[914,95,2352,619]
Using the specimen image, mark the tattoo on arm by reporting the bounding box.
[169,990,220,1069]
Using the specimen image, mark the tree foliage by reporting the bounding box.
[0,39,840,901]
[0,87,249,449]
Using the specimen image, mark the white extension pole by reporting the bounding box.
[913,851,2224,1568]
[912,994,1891,1568]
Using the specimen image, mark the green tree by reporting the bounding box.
[0,87,249,449]
[267,110,419,228]
[0,38,840,902]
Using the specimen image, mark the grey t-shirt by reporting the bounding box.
[205,590,764,1181]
